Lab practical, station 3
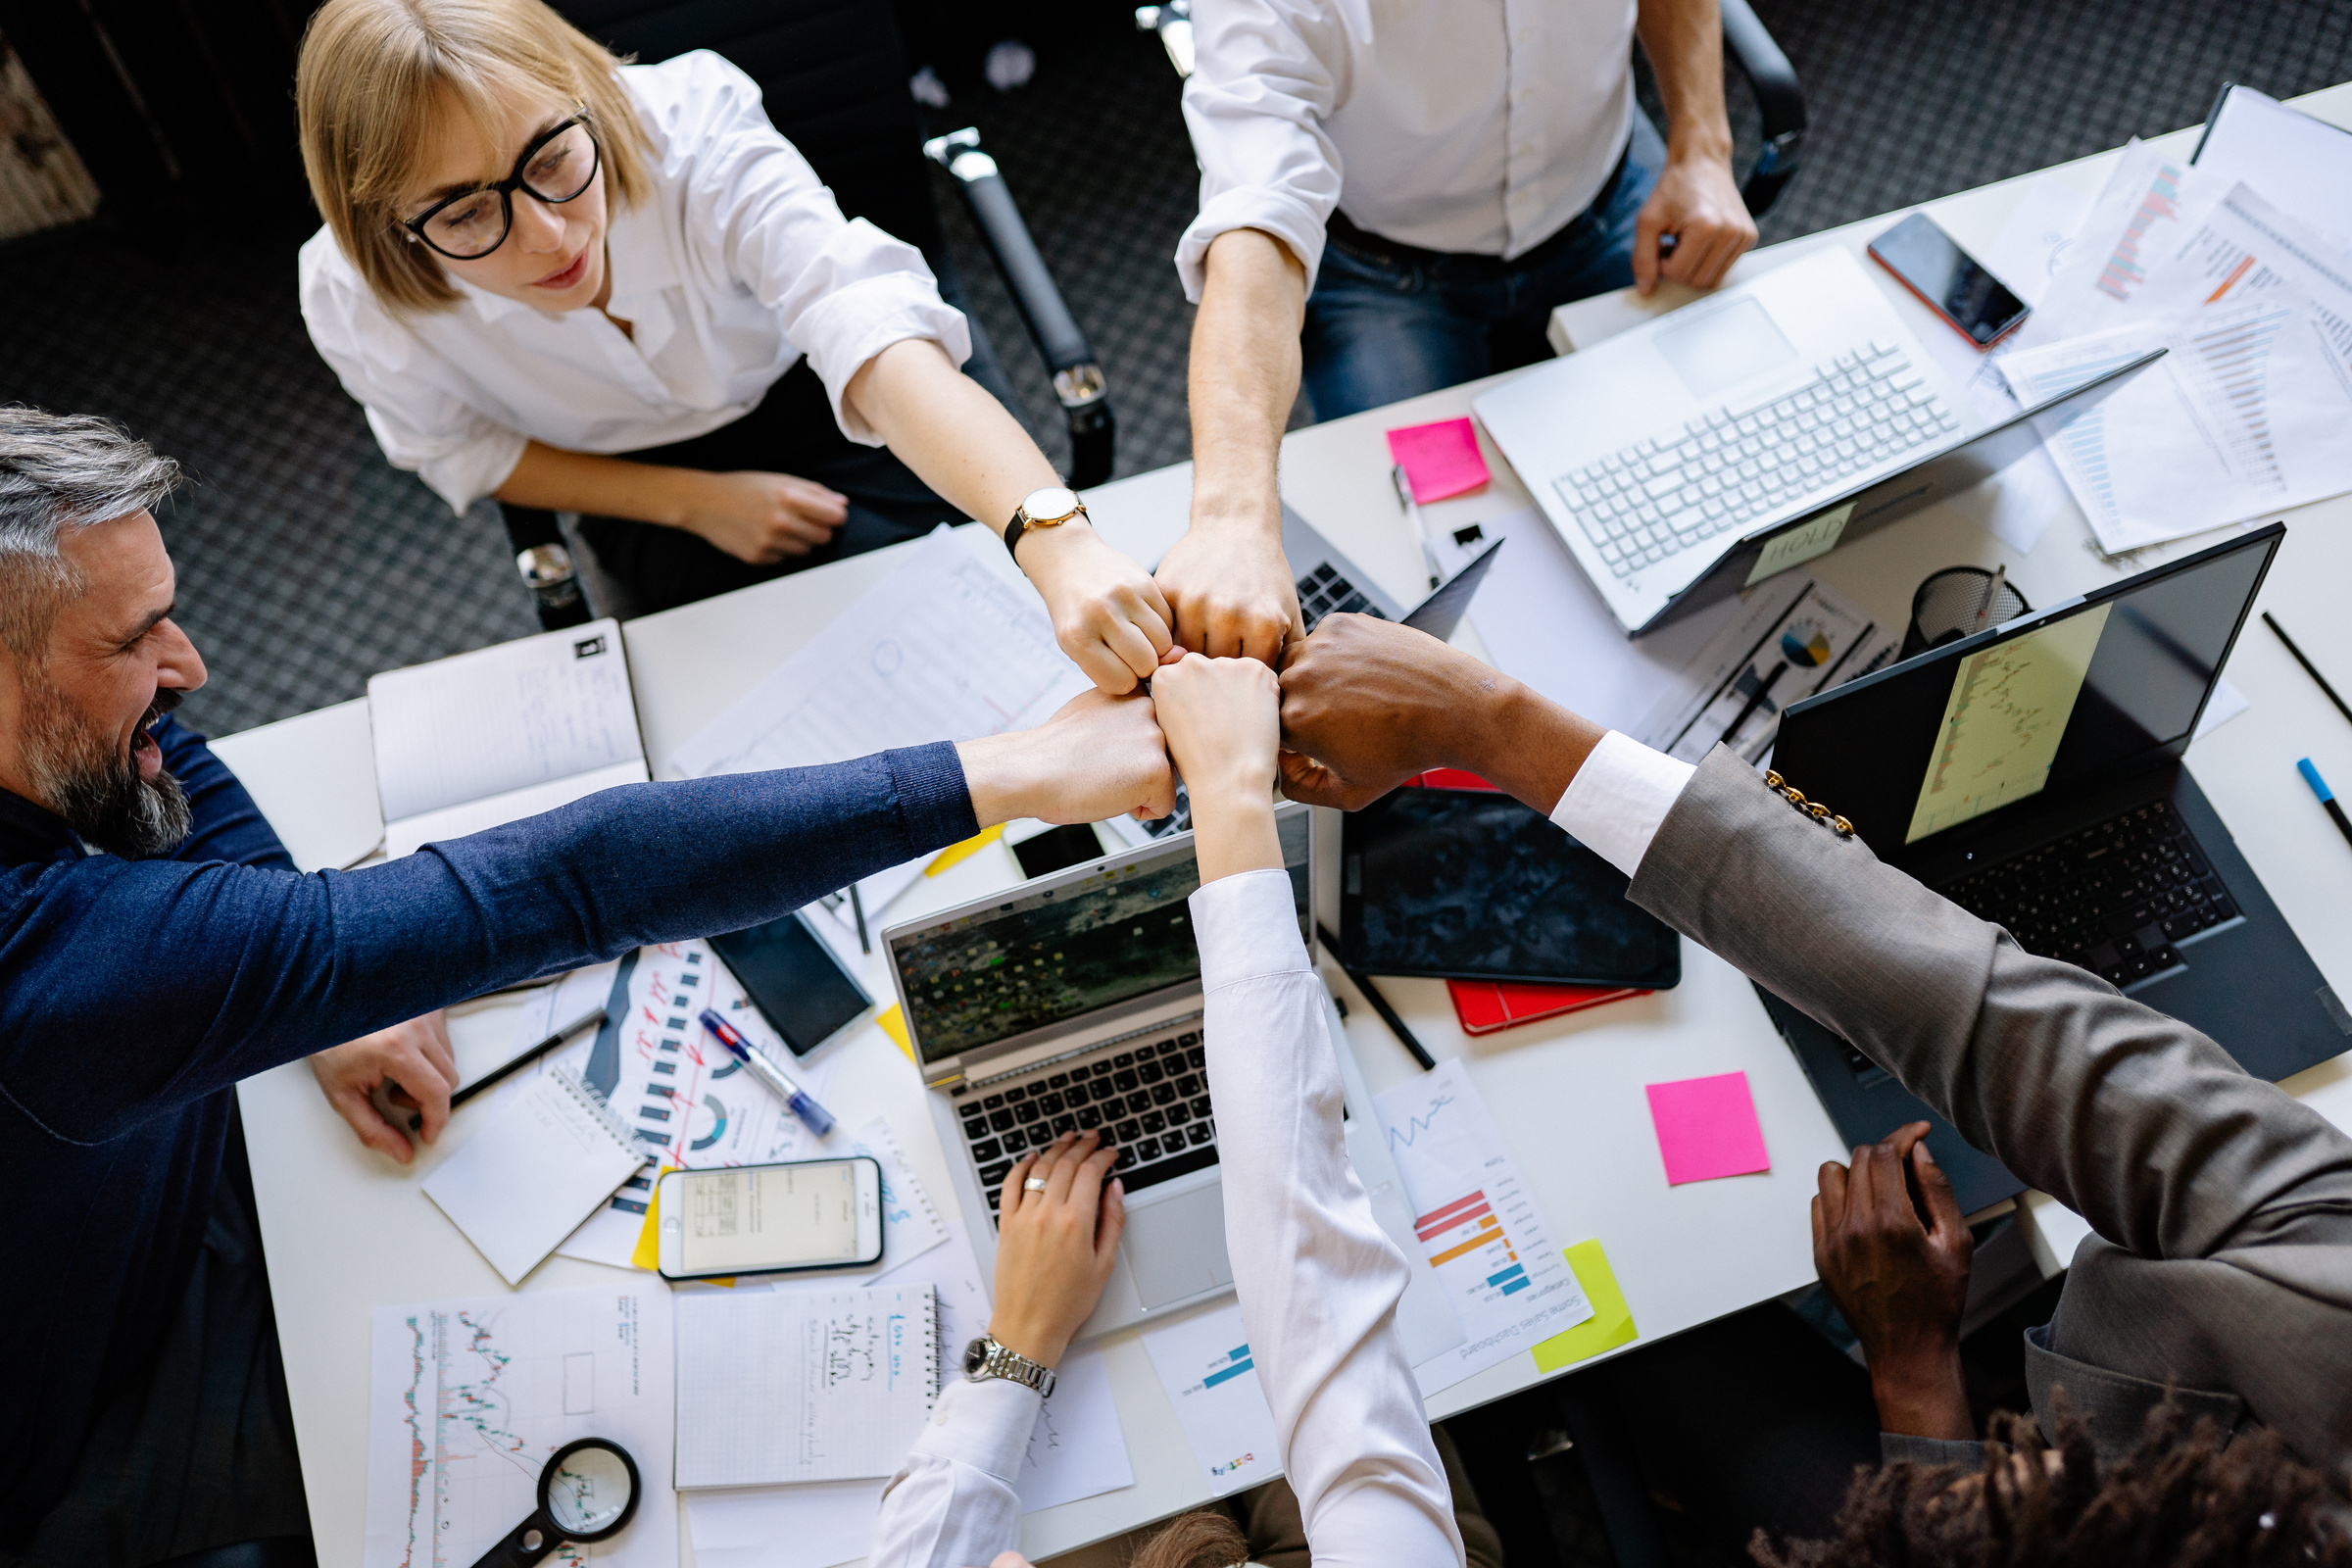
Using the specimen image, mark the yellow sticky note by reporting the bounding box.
[1531,1240,1639,1371]
[926,823,1005,875]
[876,1003,914,1063]
[629,1167,675,1272]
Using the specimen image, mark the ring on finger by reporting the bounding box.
[1023,1176,1049,1193]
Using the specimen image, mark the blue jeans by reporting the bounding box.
[1300,110,1666,420]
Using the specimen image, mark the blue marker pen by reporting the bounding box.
[2296,759,2352,853]
[700,1008,836,1136]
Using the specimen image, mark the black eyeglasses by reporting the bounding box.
[401,112,602,261]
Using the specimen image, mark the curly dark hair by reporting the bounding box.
[1751,1402,2352,1568]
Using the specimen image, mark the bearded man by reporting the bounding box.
[0,408,1174,1567]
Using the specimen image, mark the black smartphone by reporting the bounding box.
[1867,213,2030,348]
[707,910,872,1057]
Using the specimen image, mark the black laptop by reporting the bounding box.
[1766,523,2350,1209]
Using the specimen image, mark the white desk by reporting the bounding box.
[220,82,2352,1566]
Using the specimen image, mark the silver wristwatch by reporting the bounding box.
[961,1334,1056,1399]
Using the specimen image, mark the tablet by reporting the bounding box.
[1341,786,1681,989]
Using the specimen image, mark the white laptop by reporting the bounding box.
[1476,246,2089,635]
[889,805,1386,1336]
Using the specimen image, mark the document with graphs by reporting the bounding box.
[672,1286,939,1488]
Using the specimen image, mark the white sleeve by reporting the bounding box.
[1174,0,1352,301]
[1548,730,1698,877]
[868,1375,1042,1568]
[296,231,527,514]
[1190,870,1465,1568]
[646,51,971,446]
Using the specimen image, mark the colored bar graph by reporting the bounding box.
[1203,1354,1255,1389]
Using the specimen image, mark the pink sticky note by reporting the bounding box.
[1385,416,1491,503]
[1644,1071,1772,1185]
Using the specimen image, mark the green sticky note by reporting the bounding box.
[1531,1240,1639,1371]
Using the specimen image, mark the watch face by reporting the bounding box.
[1022,485,1080,523]
[963,1337,993,1377]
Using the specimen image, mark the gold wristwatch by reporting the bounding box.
[1003,485,1087,561]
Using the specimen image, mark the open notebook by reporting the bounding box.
[368,619,647,858]
[422,1065,648,1286]
[673,1287,940,1489]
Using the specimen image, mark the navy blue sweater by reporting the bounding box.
[0,715,977,1538]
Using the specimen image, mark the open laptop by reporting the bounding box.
[887,804,1423,1338]
[1473,245,2161,635]
[1769,524,2349,1171]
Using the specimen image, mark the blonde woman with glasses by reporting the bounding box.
[295,0,1173,690]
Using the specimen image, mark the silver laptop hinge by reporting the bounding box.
[958,1009,1206,1092]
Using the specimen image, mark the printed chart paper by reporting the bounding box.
[364,1284,675,1568]
[1141,1300,1283,1494]
[1375,1058,1594,1394]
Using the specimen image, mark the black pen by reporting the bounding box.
[1315,921,1439,1071]
[2265,612,2352,729]
[452,1004,609,1108]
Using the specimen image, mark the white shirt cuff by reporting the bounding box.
[1189,867,1309,991]
[1174,188,1330,302]
[1549,730,1697,878]
[908,1375,1041,1482]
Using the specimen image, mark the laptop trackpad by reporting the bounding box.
[1655,295,1798,399]
[1123,1184,1234,1307]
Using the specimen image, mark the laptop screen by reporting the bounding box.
[1772,526,2279,858]
[892,811,1311,1066]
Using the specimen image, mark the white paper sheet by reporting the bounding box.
[1375,1059,1595,1396]
[1140,1299,1283,1494]
[488,942,843,1269]
[365,1284,675,1568]
[383,757,650,859]
[839,1117,951,1281]
[2190,86,2352,255]
[1636,575,1898,765]
[682,1219,1134,1568]
[369,618,642,825]
[1462,507,1747,735]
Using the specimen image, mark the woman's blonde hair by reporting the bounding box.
[296,0,656,314]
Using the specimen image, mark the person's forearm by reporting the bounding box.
[1451,679,1609,817]
[1869,1348,1974,1442]
[847,337,1057,532]
[1189,229,1306,536]
[493,439,707,527]
[1636,0,1736,162]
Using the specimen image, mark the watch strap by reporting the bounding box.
[965,1335,1056,1399]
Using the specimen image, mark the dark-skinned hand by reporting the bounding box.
[1813,1120,1976,1439]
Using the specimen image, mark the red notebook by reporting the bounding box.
[1401,771,1650,1035]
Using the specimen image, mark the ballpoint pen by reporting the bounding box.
[1393,463,1445,590]
[371,1004,608,1132]
[2297,759,2352,854]
[700,1007,837,1135]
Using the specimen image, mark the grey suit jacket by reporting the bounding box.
[1629,749,2352,1484]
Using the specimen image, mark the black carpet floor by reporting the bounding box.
[3,1,2346,737]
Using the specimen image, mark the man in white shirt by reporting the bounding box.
[1154,0,1761,662]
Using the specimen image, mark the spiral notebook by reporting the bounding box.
[673,1286,941,1488]
[422,1064,648,1285]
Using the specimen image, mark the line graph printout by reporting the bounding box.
[1375,1059,1592,1392]
[365,1285,675,1568]
[1906,605,2112,845]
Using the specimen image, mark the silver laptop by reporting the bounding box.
[1475,245,1978,633]
[884,805,1310,1335]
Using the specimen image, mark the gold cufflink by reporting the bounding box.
[1763,771,1854,839]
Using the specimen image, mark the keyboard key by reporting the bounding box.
[989,1108,1018,1133]
[978,1159,1013,1187]
[970,1138,1003,1162]
[1115,1118,1142,1142]
[1002,1126,1030,1153]
[1188,1122,1215,1147]
[1134,1137,1162,1160]
[1126,1091,1152,1115]
[1142,1110,1167,1135]
[1138,1059,1165,1084]
[1050,1113,1078,1136]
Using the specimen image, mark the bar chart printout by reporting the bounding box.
[1375,1059,1593,1391]
[363,1285,675,1568]
[1141,1300,1282,1494]
[1905,605,2112,844]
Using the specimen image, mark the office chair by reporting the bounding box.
[1136,0,1807,219]
[504,0,1117,628]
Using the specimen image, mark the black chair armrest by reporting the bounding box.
[924,128,1116,488]
[499,503,594,629]
[1718,0,1806,219]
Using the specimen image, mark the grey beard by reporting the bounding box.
[20,682,193,859]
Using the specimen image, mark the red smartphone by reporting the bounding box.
[1867,213,2031,349]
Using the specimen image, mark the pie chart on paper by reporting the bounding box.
[1781,620,1833,667]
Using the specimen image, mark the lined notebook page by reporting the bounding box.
[674,1287,939,1488]
[422,1066,646,1286]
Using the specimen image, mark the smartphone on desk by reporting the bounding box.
[708,909,872,1057]
[1868,212,2031,348]
[656,1157,883,1281]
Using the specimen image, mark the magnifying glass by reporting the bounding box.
[468,1437,641,1567]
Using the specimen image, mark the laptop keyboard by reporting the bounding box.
[1940,799,2238,988]
[953,1027,1215,1227]
[1553,341,1958,579]
[1297,561,1390,633]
